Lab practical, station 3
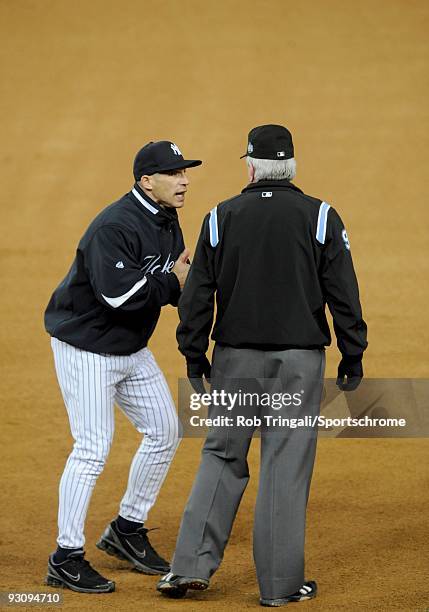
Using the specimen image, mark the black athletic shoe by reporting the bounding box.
[96,520,170,575]
[260,581,317,607]
[157,573,209,598]
[45,551,115,594]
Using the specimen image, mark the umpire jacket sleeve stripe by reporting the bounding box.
[316,201,331,244]
[101,276,147,308]
[209,206,219,247]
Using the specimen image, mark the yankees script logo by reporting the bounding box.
[142,253,175,275]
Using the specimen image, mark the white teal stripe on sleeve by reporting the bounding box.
[209,206,219,247]
[316,201,331,244]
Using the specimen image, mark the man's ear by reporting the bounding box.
[139,175,153,191]
[248,162,255,183]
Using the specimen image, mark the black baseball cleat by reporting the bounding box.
[45,551,115,594]
[96,520,170,575]
[260,581,317,607]
[157,573,209,598]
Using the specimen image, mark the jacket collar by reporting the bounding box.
[130,182,179,224]
[241,179,303,194]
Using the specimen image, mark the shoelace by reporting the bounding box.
[134,527,164,559]
[67,555,104,578]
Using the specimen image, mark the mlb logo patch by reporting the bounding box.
[262,192,272,198]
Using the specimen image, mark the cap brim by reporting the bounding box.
[157,159,202,173]
[239,153,247,159]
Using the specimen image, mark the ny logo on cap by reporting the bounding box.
[247,142,254,154]
[171,143,182,156]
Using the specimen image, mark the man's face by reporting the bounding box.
[141,169,190,209]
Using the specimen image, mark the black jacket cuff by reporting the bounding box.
[341,353,364,364]
[167,272,181,306]
[186,355,207,364]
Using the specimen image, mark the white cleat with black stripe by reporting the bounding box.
[157,572,209,599]
[260,580,317,607]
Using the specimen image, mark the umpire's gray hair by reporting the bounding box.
[246,156,297,181]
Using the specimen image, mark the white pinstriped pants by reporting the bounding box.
[51,337,180,549]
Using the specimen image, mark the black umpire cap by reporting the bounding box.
[133,141,202,180]
[240,124,294,160]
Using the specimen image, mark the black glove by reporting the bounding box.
[186,356,211,394]
[336,354,363,391]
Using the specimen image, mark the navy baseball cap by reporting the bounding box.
[133,141,202,180]
[240,124,294,160]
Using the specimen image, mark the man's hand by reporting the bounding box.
[186,355,211,394]
[336,354,363,391]
[173,248,191,290]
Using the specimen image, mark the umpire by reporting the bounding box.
[157,125,368,606]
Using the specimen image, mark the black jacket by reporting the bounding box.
[177,179,367,359]
[45,183,184,355]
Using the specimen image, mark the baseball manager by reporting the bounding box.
[157,125,368,606]
[44,141,201,593]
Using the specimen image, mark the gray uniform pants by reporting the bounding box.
[172,345,325,600]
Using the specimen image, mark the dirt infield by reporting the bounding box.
[1,1,428,610]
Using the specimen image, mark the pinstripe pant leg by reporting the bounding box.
[115,348,180,523]
[51,338,121,549]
